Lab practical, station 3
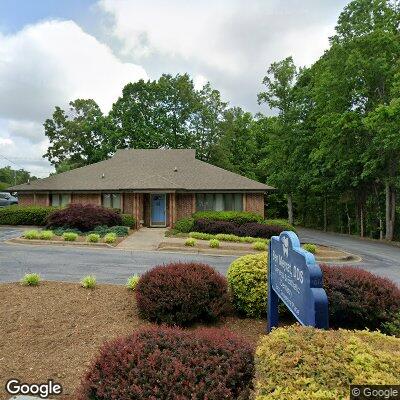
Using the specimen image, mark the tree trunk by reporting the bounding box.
[345,203,351,235]
[287,194,294,225]
[323,196,327,232]
[385,182,395,241]
[360,203,364,238]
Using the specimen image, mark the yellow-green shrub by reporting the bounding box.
[86,233,100,243]
[185,238,196,247]
[104,232,117,244]
[227,253,267,318]
[39,230,54,240]
[254,325,400,400]
[23,230,40,239]
[63,232,78,241]
[252,241,267,251]
[303,243,317,254]
[209,239,220,248]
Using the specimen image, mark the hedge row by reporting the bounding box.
[194,219,282,239]
[0,204,135,229]
[0,205,57,226]
[193,210,264,224]
[78,326,254,400]
[227,254,400,332]
[254,325,400,400]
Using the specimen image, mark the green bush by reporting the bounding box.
[63,232,78,241]
[209,239,220,248]
[39,230,54,240]
[126,275,140,290]
[193,211,263,224]
[185,238,196,247]
[303,243,317,254]
[23,230,40,239]
[254,325,400,400]
[215,233,240,242]
[20,273,40,286]
[121,214,136,228]
[264,218,295,232]
[382,312,400,337]
[81,275,96,289]
[104,232,117,244]
[86,233,100,243]
[227,253,268,318]
[53,227,82,236]
[0,205,57,226]
[189,232,215,240]
[174,217,195,233]
[253,241,267,251]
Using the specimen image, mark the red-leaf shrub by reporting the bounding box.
[234,222,282,239]
[46,204,122,232]
[136,262,231,326]
[193,219,237,234]
[321,264,400,330]
[78,326,254,400]
[193,219,282,239]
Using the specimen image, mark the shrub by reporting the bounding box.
[382,312,400,337]
[136,262,230,326]
[235,222,282,239]
[254,325,400,400]
[193,210,263,224]
[173,217,195,233]
[81,275,96,289]
[215,233,240,241]
[189,231,215,240]
[184,237,196,247]
[63,232,78,241]
[39,230,54,240]
[321,264,400,331]
[20,273,40,286]
[53,227,82,236]
[194,219,237,234]
[0,205,57,226]
[252,241,267,251]
[86,233,100,243]
[264,218,295,232]
[227,253,267,318]
[78,326,254,400]
[46,204,122,232]
[209,239,220,248]
[107,226,129,236]
[104,232,117,244]
[303,243,317,254]
[126,275,140,290]
[22,230,40,239]
[120,214,136,228]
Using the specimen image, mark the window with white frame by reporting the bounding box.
[51,194,71,207]
[196,193,243,212]
[102,193,121,210]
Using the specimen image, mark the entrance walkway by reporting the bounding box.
[117,227,167,251]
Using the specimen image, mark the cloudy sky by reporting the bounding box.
[0,0,349,177]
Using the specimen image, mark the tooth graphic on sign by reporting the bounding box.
[282,236,289,257]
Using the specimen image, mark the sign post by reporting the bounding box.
[267,231,328,332]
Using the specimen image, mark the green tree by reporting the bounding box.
[0,166,36,188]
[44,99,108,170]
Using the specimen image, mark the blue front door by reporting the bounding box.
[151,194,166,226]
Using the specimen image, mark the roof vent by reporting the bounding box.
[101,173,105,179]
[174,167,178,172]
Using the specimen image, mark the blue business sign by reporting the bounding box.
[267,231,328,332]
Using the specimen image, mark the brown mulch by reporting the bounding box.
[0,282,267,400]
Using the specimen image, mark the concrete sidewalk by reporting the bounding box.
[117,227,167,250]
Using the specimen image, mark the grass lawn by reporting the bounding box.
[0,281,267,400]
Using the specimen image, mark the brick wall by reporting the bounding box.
[176,193,195,221]
[71,193,101,205]
[123,193,134,214]
[245,193,264,217]
[18,194,34,206]
[35,193,49,206]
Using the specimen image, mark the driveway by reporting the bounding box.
[0,227,237,284]
[298,227,400,285]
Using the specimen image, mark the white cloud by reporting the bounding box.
[0,19,148,176]
[98,0,348,111]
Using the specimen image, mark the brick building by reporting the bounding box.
[10,149,272,228]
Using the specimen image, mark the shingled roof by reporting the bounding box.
[10,149,273,192]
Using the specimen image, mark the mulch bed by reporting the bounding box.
[0,282,267,400]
